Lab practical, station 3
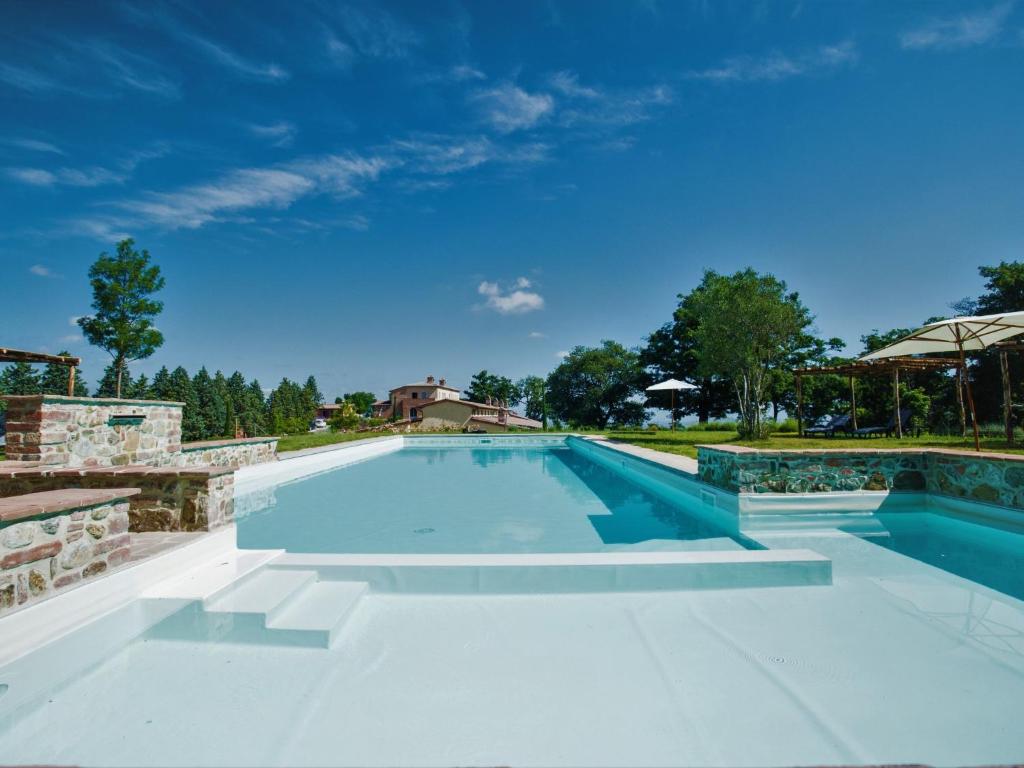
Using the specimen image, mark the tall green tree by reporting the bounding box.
[342,391,377,417]
[243,379,269,436]
[0,362,41,398]
[641,287,735,423]
[302,376,324,408]
[516,375,547,424]
[193,367,227,440]
[688,268,812,439]
[39,352,88,397]
[546,341,647,428]
[78,239,165,398]
[466,370,520,405]
[162,366,204,441]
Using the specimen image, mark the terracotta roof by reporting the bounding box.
[418,398,498,411]
[389,382,461,393]
[469,414,543,429]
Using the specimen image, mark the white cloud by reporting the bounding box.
[685,40,858,83]
[548,70,601,99]
[7,144,169,189]
[58,333,83,345]
[3,137,64,154]
[124,4,288,82]
[79,153,390,235]
[470,84,555,133]
[249,121,297,148]
[335,5,421,59]
[528,331,546,339]
[478,277,545,314]
[900,3,1012,50]
[418,64,487,84]
[325,33,355,70]
[68,316,81,326]
[29,264,58,277]
[0,40,179,99]
[556,350,569,359]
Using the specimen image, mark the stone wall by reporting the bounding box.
[0,489,136,615]
[698,444,1024,511]
[0,465,235,532]
[3,395,183,467]
[176,437,279,468]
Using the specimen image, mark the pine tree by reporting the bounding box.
[303,376,324,408]
[192,367,225,441]
[130,373,152,400]
[39,352,88,397]
[0,362,41,396]
[244,379,269,436]
[151,366,172,400]
[165,366,204,441]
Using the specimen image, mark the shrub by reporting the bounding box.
[699,420,738,432]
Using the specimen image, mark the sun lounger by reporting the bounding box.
[854,408,912,438]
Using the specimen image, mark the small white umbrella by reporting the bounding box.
[859,311,1024,450]
[646,378,698,430]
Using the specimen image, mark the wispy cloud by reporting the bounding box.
[418,64,487,84]
[249,121,297,148]
[76,153,389,236]
[470,84,555,133]
[900,2,1013,51]
[7,144,170,188]
[29,264,59,278]
[334,5,421,59]
[548,70,601,99]
[0,41,179,99]
[553,73,673,129]
[124,4,288,82]
[685,40,858,83]
[58,333,83,345]
[2,137,64,155]
[477,277,545,314]
[528,331,547,339]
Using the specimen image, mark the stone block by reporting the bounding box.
[2,541,62,570]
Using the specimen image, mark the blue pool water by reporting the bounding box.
[236,444,748,553]
[854,511,1024,601]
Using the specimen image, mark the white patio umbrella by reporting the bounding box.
[859,311,1024,450]
[646,378,698,430]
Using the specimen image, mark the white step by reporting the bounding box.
[204,569,317,623]
[144,549,281,602]
[266,580,369,647]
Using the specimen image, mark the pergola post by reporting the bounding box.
[1001,350,1013,445]
[955,327,981,451]
[795,374,803,436]
[892,367,903,439]
[849,376,857,430]
[68,365,76,397]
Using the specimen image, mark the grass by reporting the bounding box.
[604,429,1024,459]
[275,430,398,453]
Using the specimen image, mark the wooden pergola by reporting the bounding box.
[0,347,81,396]
[793,356,961,438]
[994,340,1024,443]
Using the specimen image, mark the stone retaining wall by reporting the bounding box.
[0,490,136,615]
[0,466,234,532]
[3,395,183,467]
[697,445,1024,511]
[176,437,279,468]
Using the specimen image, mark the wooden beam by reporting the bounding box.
[849,375,857,431]
[1001,350,1013,445]
[0,347,81,367]
[955,327,981,451]
[67,365,76,398]
[893,367,903,439]
[795,374,804,437]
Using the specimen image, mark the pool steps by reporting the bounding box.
[195,568,369,649]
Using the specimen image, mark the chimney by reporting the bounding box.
[426,375,435,384]
[439,377,446,387]
[499,402,508,425]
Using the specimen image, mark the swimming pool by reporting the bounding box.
[851,510,1024,601]
[236,438,752,554]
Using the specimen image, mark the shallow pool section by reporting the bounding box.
[849,510,1024,601]
[236,441,749,554]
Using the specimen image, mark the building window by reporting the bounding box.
[410,408,418,419]
[421,391,428,399]
[411,392,418,399]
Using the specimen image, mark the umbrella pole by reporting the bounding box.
[671,388,675,431]
[957,335,981,451]
[795,374,803,437]
[1001,350,1013,445]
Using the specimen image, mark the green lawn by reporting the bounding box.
[274,430,398,453]
[605,429,1024,459]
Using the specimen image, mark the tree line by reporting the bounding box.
[476,261,1024,438]
[0,359,328,443]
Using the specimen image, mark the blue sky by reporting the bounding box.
[2,1,1023,399]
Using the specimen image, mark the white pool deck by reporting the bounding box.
[1,436,1023,767]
